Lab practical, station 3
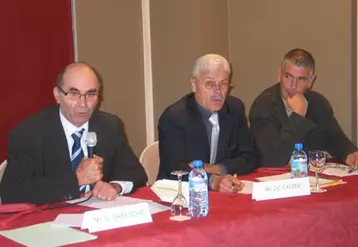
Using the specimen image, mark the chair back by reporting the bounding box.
[0,159,7,204]
[139,142,159,186]
[0,159,7,184]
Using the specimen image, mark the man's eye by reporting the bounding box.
[69,92,80,97]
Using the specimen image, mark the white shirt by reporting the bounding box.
[59,109,133,195]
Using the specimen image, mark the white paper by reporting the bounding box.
[320,163,358,177]
[252,177,311,201]
[82,202,152,233]
[53,214,83,227]
[67,196,170,215]
[256,172,345,187]
[0,222,97,247]
[239,180,254,194]
[151,179,189,207]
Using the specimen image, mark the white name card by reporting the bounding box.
[82,202,152,233]
[252,177,311,201]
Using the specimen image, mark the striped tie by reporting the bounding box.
[71,129,85,171]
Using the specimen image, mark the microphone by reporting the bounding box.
[85,132,97,158]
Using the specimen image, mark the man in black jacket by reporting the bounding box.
[158,54,256,193]
[249,48,358,167]
[1,62,147,204]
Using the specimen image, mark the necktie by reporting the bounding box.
[209,113,220,164]
[71,129,85,171]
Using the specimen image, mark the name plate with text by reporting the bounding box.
[252,177,311,201]
[82,202,152,233]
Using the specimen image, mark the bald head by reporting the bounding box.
[56,62,100,89]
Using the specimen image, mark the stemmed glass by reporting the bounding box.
[309,150,327,193]
[170,170,190,221]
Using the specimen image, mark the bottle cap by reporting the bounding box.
[294,143,303,150]
[192,160,203,169]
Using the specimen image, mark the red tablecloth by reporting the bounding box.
[1,169,358,247]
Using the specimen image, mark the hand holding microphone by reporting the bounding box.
[76,132,103,186]
[85,132,97,158]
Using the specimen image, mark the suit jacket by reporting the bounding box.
[0,105,147,204]
[249,83,358,167]
[158,93,256,179]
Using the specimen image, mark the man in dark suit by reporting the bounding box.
[249,48,358,167]
[158,54,256,193]
[0,62,147,204]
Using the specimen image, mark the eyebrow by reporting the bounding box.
[68,87,98,93]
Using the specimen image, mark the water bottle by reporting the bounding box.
[188,160,209,217]
[290,143,308,178]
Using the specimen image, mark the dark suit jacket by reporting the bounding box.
[158,93,256,179]
[0,105,147,204]
[249,83,358,167]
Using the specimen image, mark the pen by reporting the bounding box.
[348,167,355,174]
[231,173,237,191]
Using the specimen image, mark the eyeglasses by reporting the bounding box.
[57,86,99,100]
[203,80,232,90]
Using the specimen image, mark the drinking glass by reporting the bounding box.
[169,170,190,221]
[309,150,327,193]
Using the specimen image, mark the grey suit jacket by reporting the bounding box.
[158,93,256,179]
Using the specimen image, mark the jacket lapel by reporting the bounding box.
[216,104,233,161]
[44,106,72,170]
[187,95,210,159]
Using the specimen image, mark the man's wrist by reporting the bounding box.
[110,183,122,194]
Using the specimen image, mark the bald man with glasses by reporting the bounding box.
[1,62,147,204]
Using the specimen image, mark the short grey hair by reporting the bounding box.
[192,54,231,78]
[281,48,316,75]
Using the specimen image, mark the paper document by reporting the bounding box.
[319,163,358,177]
[257,172,345,188]
[151,179,189,206]
[0,222,97,247]
[67,196,169,215]
[239,180,254,194]
[53,214,83,228]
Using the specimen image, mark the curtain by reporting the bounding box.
[0,0,74,160]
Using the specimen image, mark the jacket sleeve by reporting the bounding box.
[249,95,316,167]
[1,131,80,204]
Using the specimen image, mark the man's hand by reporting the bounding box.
[76,156,103,186]
[345,151,358,169]
[287,93,308,117]
[210,174,244,193]
[92,181,121,201]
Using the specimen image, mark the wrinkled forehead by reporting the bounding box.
[62,65,100,90]
[197,65,230,80]
[282,61,313,77]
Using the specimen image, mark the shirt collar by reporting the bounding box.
[195,100,215,120]
[59,109,89,139]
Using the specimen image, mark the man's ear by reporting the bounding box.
[277,67,282,82]
[53,87,60,104]
[190,77,197,92]
[308,74,316,89]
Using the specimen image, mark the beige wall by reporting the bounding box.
[150,0,229,137]
[74,0,146,155]
[228,0,355,142]
[73,0,357,156]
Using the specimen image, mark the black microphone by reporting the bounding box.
[85,132,97,158]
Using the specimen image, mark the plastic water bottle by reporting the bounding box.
[188,160,209,217]
[290,143,308,178]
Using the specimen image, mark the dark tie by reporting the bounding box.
[71,129,85,171]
